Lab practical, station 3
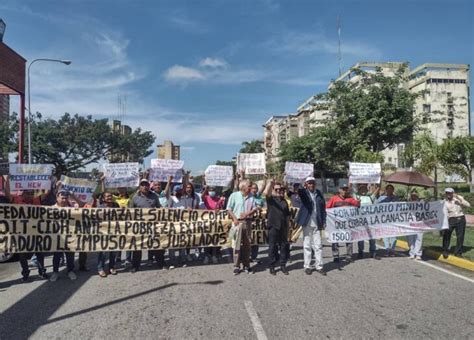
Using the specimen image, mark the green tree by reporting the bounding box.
[439,136,474,192]
[0,113,19,160]
[404,132,442,197]
[239,139,264,153]
[25,112,155,177]
[311,64,420,158]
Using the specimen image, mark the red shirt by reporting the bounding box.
[11,195,42,205]
[202,195,225,210]
[326,194,360,209]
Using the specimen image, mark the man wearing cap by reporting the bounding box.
[129,179,162,272]
[443,188,470,258]
[326,184,360,263]
[296,177,327,275]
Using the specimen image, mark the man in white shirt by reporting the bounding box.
[443,188,470,258]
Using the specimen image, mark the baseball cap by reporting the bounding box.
[139,179,150,185]
[173,185,183,193]
[445,188,454,193]
[305,176,316,183]
[58,189,70,197]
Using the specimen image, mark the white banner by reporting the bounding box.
[284,161,314,183]
[237,153,266,175]
[150,159,184,183]
[60,176,97,203]
[103,163,139,188]
[204,165,233,187]
[349,162,381,184]
[9,164,54,191]
[326,201,449,243]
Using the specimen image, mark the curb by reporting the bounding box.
[396,240,474,272]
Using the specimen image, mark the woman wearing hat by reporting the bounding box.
[443,188,470,258]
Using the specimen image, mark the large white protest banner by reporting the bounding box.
[9,164,54,190]
[349,162,381,184]
[326,201,448,243]
[60,176,97,203]
[204,165,233,187]
[237,153,266,175]
[103,163,139,188]
[150,159,184,183]
[285,161,314,183]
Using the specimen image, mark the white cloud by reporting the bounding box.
[267,31,382,59]
[168,13,208,34]
[199,57,228,68]
[164,65,206,82]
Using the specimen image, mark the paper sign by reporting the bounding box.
[103,162,139,188]
[349,162,381,184]
[237,153,266,175]
[284,162,314,183]
[60,175,97,203]
[150,159,184,183]
[9,164,53,190]
[204,165,233,187]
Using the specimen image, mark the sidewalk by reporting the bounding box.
[396,240,474,272]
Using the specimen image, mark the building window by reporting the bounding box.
[423,104,430,113]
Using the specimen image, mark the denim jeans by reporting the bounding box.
[53,252,75,272]
[358,239,376,255]
[97,251,117,271]
[19,253,46,277]
[251,245,259,260]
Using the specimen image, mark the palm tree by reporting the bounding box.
[239,139,264,153]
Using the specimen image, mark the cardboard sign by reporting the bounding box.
[349,162,381,184]
[237,153,266,175]
[150,159,184,183]
[60,175,98,203]
[103,163,139,188]
[204,165,233,187]
[285,161,314,183]
[9,164,53,190]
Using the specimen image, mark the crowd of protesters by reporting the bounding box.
[0,169,471,283]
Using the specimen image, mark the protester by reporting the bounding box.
[354,183,380,259]
[4,177,49,282]
[250,177,266,263]
[287,183,302,208]
[377,184,399,256]
[97,192,120,277]
[442,188,470,258]
[264,179,291,275]
[326,184,360,263]
[227,179,257,275]
[296,177,327,275]
[128,178,162,272]
[201,184,226,264]
[111,187,130,266]
[50,190,83,281]
[406,190,423,260]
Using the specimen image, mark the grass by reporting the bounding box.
[397,227,474,262]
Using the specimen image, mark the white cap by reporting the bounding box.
[445,188,454,193]
[305,176,316,183]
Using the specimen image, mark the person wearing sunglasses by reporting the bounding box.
[264,179,291,275]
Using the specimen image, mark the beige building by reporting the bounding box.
[157,140,180,160]
[108,119,132,162]
[263,61,470,170]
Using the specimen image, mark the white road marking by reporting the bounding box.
[372,241,474,284]
[244,300,268,340]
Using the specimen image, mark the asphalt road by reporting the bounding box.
[0,243,473,339]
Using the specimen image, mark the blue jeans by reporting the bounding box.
[358,240,376,255]
[53,252,75,273]
[97,251,117,271]
[251,245,259,260]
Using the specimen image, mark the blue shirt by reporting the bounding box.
[227,191,256,219]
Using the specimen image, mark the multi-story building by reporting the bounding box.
[264,61,470,170]
[263,115,299,163]
[157,140,180,160]
[108,119,133,162]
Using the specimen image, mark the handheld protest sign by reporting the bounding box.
[9,164,54,191]
[236,153,266,175]
[150,159,184,183]
[103,163,140,188]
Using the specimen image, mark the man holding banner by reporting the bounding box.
[296,177,327,276]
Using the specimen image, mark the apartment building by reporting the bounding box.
[157,140,180,160]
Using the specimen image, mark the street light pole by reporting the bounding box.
[27,58,71,164]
